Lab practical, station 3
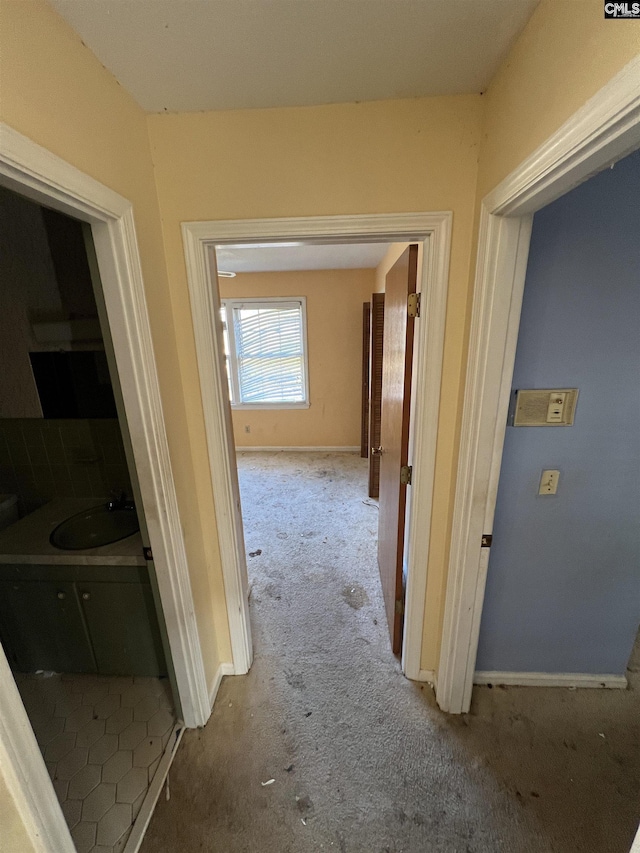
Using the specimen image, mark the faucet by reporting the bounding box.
[107,491,135,512]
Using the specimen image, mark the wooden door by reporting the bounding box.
[360,302,371,458]
[368,293,385,498]
[377,245,419,654]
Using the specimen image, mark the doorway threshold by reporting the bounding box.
[123,722,183,853]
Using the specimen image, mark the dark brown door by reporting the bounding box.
[361,302,371,458]
[377,245,419,654]
[368,293,385,498]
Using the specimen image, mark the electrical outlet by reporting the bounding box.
[244,425,251,434]
[539,469,560,495]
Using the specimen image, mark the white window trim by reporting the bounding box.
[221,296,310,410]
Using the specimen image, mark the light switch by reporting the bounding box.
[539,469,560,495]
[546,392,566,423]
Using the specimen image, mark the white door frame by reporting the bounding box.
[182,211,452,683]
[0,123,211,851]
[437,54,640,715]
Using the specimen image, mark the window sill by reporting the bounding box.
[231,402,310,411]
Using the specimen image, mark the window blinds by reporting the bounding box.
[231,301,306,404]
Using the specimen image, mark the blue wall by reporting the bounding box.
[476,149,640,676]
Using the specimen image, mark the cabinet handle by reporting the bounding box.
[81,592,91,601]
[56,591,66,600]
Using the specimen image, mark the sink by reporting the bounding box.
[50,504,140,550]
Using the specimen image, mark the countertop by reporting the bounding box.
[0,499,146,566]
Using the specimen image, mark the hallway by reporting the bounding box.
[140,453,640,853]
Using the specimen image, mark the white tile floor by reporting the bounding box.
[15,672,176,853]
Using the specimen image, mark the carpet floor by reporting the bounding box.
[141,452,640,853]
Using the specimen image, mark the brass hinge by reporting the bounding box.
[143,546,153,561]
[481,534,492,548]
[395,598,405,616]
[407,292,421,319]
[400,465,412,485]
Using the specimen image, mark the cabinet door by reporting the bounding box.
[0,580,95,673]
[78,582,166,677]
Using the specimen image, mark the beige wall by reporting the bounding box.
[374,243,409,294]
[0,0,227,694]
[477,0,640,199]
[221,269,374,448]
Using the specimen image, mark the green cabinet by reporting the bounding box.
[79,582,165,677]
[0,580,95,673]
[0,565,166,677]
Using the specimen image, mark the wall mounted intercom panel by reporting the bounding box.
[510,388,579,427]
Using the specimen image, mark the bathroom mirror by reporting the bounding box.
[28,350,117,419]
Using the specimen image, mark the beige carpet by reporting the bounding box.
[141,452,640,853]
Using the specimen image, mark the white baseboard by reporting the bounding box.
[235,446,360,452]
[474,671,628,689]
[209,662,235,711]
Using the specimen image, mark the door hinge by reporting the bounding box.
[400,465,412,485]
[407,292,421,319]
[481,534,492,548]
[395,598,405,616]
[143,546,153,561]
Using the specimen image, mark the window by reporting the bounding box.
[220,298,309,408]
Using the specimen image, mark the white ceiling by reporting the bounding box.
[215,242,391,273]
[49,0,539,113]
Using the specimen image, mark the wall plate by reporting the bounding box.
[512,388,578,427]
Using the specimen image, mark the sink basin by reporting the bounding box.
[50,504,140,550]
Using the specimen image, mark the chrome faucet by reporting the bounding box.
[107,491,135,512]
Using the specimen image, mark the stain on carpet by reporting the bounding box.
[342,583,369,610]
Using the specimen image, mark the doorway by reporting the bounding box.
[182,212,453,683]
[0,123,208,853]
[211,240,417,658]
[437,55,640,716]
[0,185,180,851]
[474,148,640,686]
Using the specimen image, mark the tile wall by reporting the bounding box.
[0,419,132,516]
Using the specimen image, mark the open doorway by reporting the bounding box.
[429,142,640,853]
[183,211,452,685]
[0,187,178,852]
[212,240,415,665]
[437,60,640,719]
[475,147,640,686]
